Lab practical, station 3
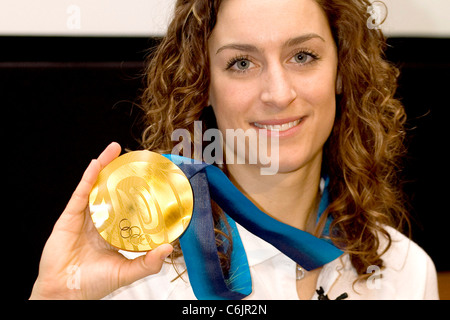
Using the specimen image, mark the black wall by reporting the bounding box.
[3,36,448,300]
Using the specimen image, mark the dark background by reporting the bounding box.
[2,36,448,300]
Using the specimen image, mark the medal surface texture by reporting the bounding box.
[89,150,193,251]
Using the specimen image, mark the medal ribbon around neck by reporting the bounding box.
[89,151,343,300]
[163,154,343,300]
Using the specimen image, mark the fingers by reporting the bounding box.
[143,244,174,273]
[119,244,174,288]
[97,142,121,169]
[64,159,101,216]
[64,142,121,216]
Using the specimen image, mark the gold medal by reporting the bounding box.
[88,150,193,252]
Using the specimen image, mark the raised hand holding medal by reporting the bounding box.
[29,143,173,300]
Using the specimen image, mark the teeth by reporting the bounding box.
[254,119,301,132]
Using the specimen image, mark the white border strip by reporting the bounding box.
[0,0,448,37]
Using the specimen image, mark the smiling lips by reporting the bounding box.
[253,117,304,132]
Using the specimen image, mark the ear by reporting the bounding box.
[335,72,342,95]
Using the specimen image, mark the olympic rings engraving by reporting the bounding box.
[119,218,145,245]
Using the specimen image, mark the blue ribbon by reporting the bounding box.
[163,154,343,300]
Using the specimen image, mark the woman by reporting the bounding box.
[30,0,438,300]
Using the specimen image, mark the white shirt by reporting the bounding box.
[104,224,439,300]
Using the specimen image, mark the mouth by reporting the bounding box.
[252,117,304,132]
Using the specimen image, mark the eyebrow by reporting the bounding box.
[215,33,325,55]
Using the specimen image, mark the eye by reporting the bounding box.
[294,53,311,64]
[226,55,255,73]
[235,59,251,70]
[290,50,319,65]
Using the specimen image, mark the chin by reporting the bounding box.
[272,160,307,174]
[272,147,323,175]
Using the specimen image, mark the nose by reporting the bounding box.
[260,64,297,109]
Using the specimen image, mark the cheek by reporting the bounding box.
[302,70,336,119]
[308,90,336,143]
[209,78,256,129]
[312,86,336,123]
[293,71,337,154]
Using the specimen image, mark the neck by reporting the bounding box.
[225,156,322,231]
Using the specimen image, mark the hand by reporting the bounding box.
[29,142,173,300]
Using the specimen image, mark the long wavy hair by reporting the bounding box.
[140,0,409,282]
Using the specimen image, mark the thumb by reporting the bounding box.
[118,244,174,288]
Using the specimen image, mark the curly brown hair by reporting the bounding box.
[140,0,409,282]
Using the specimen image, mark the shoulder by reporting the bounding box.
[322,225,439,300]
[329,226,439,299]
[379,226,434,272]
[368,226,439,299]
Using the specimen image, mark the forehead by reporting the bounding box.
[210,0,332,47]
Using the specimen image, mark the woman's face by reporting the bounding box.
[208,0,338,174]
